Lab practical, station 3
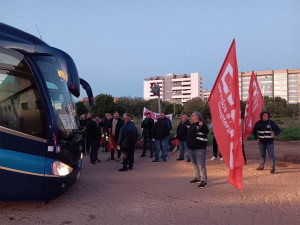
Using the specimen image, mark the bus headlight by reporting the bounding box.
[51,161,73,176]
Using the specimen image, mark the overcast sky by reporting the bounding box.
[2,0,300,99]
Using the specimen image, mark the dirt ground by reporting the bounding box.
[0,140,300,225]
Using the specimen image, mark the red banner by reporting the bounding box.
[143,107,173,122]
[243,71,264,141]
[107,133,116,152]
[208,39,244,191]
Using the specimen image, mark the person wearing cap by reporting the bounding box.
[186,112,209,189]
[252,111,281,174]
[141,112,154,158]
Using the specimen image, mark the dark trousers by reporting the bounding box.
[122,146,135,169]
[81,139,86,154]
[103,141,109,152]
[90,139,100,163]
[86,139,91,154]
[142,137,153,156]
[111,149,121,160]
[213,136,222,158]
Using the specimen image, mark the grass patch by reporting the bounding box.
[245,128,300,142]
[274,128,300,141]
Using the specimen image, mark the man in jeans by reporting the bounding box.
[117,113,138,171]
[186,112,209,189]
[252,111,281,174]
[175,114,191,162]
[151,113,172,162]
[141,112,154,158]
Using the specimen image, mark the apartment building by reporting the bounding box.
[239,69,300,104]
[203,89,211,102]
[144,73,204,104]
[203,69,300,104]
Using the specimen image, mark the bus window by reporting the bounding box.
[33,56,78,140]
[0,49,47,139]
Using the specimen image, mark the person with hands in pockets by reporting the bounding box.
[186,112,209,189]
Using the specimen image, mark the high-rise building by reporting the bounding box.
[203,69,300,104]
[143,73,204,104]
[203,89,211,102]
[239,69,300,104]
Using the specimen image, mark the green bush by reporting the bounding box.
[274,128,300,141]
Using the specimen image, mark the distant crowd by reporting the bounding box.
[79,110,281,189]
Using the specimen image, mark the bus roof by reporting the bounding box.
[0,23,80,97]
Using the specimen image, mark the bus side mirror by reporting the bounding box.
[79,78,94,106]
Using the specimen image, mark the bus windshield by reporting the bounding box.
[33,56,78,138]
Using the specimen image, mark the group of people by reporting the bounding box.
[79,109,281,189]
[134,111,209,188]
[79,112,138,171]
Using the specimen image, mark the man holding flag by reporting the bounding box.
[208,39,245,191]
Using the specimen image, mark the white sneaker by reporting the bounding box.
[210,156,217,161]
[220,158,224,161]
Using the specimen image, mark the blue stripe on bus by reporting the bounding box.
[0,148,55,176]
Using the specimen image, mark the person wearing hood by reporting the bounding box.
[252,111,281,174]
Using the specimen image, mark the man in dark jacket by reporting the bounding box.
[151,113,172,162]
[141,112,154,158]
[86,116,102,164]
[252,111,281,173]
[79,114,87,155]
[85,112,93,155]
[117,113,138,171]
[175,114,191,161]
[186,112,209,189]
[108,112,124,161]
[102,113,112,152]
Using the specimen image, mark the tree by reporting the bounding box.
[115,97,147,118]
[240,100,246,119]
[174,103,184,115]
[285,103,300,117]
[183,97,210,121]
[75,101,88,116]
[264,96,287,118]
[92,94,117,117]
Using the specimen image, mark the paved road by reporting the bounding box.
[1,141,300,225]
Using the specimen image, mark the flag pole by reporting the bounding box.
[158,93,161,114]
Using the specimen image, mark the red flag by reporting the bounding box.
[208,39,244,191]
[107,133,116,152]
[243,71,264,141]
